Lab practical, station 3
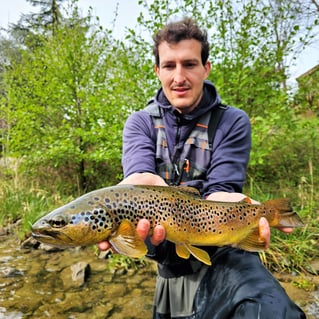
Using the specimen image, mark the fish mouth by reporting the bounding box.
[32,230,73,246]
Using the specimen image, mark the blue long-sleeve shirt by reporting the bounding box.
[122,80,251,196]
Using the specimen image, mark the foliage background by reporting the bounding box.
[0,0,318,272]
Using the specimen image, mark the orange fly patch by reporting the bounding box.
[183,159,190,173]
[201,140,207,149]
[186,137,194,144]
[196,123,208,129]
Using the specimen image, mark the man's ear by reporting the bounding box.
[154,65,160,77]
[204,61,211,79]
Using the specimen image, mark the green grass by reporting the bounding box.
[0,179,72,239]
[246,167,319,274]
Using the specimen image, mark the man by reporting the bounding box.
[99,18,305,318]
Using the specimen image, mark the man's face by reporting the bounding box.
[155,39,211,114]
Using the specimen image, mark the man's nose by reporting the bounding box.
[173,65,186,84]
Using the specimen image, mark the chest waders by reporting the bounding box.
[144,102,227,186]
[144,102,227,317]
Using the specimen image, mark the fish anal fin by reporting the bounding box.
[176,243,212,266]
[176,244,191,259]
[236,228,266,252]
[109,220,147,258]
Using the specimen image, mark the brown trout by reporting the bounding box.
[32,185,303,265]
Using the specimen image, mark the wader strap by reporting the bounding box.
[208,103,228,148]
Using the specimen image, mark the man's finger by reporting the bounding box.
[259,217,270,250]
[150,225,166,246]
[136,219,151,240]
[278,227,294,233]
[97,241,111,251]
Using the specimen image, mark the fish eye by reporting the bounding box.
[49,215,68,228]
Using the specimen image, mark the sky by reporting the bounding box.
[0,0,318,82]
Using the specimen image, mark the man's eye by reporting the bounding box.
[163,64,174,69]
[184,63,196,68]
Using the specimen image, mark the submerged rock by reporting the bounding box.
[61,261,90,289]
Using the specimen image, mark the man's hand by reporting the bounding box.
[97,219,166,251]
[118,172,167,186]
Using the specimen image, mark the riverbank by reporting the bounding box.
[0,232,318,318]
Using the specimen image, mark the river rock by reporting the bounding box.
[20,236,40,249]
[60,261,90,289]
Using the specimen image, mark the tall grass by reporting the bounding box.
[247,159,319,273]
[0,162,72,238]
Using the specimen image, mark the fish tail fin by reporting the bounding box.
[263,198,304,228]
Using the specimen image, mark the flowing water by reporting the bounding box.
[0,233,318,319]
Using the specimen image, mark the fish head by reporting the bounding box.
[32,195,115,247]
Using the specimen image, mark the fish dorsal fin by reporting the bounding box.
[176,243,212,266]
[235,228,266,252]
[109,220,147,258]
[241,196,253,204]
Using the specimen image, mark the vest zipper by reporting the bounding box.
[171,115,183,185]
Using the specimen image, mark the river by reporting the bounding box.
[0,233,318,318]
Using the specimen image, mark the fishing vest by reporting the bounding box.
[144,101,227,186]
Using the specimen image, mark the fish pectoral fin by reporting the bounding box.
[176,243,212,266]
[235,228,266,252]
[109,220,147,259]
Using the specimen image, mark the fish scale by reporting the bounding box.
[32,184,304,266]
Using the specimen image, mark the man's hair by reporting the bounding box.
[152,17,209,66]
